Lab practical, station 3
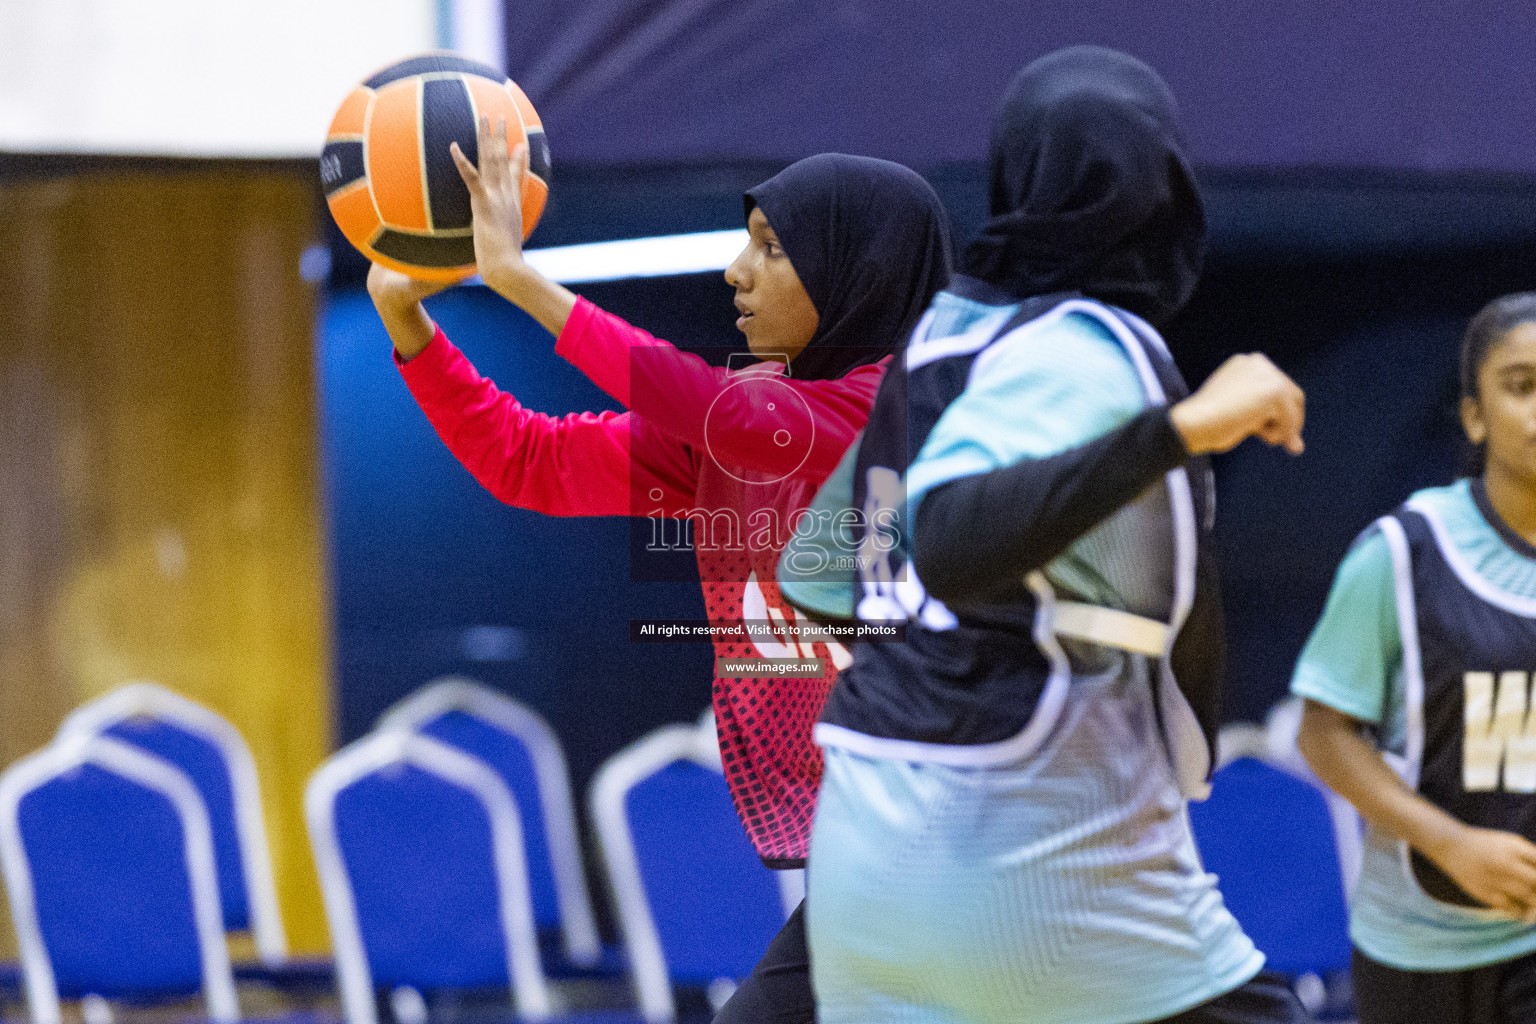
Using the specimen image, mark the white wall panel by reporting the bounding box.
[0,0,436,157]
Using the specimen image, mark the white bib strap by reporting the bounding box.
[1052,601,1170,657]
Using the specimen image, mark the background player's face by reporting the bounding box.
[725,207,820,364]
[1463,321,1536,485]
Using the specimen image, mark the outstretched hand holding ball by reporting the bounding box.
[366,116,577,359]
[447,117,578,336]
[450,119,527,290]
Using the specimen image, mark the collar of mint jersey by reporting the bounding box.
[1470,476,1536,562]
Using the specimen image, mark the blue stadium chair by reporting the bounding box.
[590,713,799,1024]
[1189,744,1353,1018]
[55,682,287,967]
[0,734,239,1024]
[376,678,605,972]
[306,729,557,1024]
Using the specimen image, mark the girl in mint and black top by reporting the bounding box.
[781,47,1310,1024]
[1295,293,1536,1023]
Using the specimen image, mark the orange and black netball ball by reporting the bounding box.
[321,52,550,282]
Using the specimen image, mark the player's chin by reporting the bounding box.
[744,329,779,358]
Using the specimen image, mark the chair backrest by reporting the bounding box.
[56,681,286,966]
[305,730,552,1024]
[376,677,600,966]
[0,734,238,1024]
[1188,754,1352,976]
[591,712,794,1024]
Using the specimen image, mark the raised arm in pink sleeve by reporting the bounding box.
[396,326,698,516]
[553,297,888,480]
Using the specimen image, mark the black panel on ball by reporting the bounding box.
[373,229,475,268]
[319,141,365,197]
[526,129,552,185]
[364,53,502,90]
[422,77,477,230]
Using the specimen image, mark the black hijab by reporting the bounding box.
[745,154,953,381]
[961,46,1204,326]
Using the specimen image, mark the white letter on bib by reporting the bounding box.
[1465,671,1536,793]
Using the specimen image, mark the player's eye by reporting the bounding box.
[1500,369,1536,397]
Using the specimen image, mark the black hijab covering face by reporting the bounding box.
[962,45,1205,326]
[744,154,953,381]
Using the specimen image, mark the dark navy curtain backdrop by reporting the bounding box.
[505,0,1536,171]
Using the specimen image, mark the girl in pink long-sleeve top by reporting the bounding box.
[368,119,950,1023]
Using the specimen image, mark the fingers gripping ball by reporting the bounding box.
[321,52,550,282]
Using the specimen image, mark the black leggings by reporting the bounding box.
[1353,946,1536,1024]
[712,900,814,1024]
[1147,973,1309,1024]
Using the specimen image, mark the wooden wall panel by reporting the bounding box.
[0,166,331,957]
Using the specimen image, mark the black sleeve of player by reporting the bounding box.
[913,406,1190,606]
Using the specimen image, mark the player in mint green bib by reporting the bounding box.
[1295,292,1536,1023]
